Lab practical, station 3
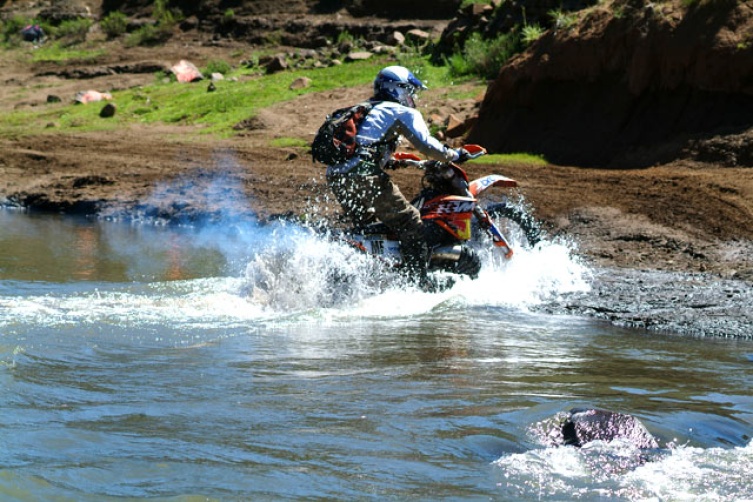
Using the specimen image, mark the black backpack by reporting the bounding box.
[311,101,375,165]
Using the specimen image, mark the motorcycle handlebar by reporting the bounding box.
[388,145,487,169]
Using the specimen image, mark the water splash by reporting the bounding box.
[464,235,591,308]
[0,189,592,328]
[242,224,399,311]
[239,219,591,314]
[492,440,753,500]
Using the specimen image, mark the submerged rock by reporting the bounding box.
[563,408,659,449]
[533,408,659,449]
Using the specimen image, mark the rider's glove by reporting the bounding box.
[453,148,470,163]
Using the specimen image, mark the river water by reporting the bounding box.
[1,210,751,501]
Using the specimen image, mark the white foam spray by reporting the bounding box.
[0,148,592,328]
[239,221,591,316]
[492,439,753,500]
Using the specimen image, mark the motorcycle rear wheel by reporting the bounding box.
[481,203,542,248]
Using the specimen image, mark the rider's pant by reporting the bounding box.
[327,171,429,280]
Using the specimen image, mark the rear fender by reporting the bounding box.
[469,175,518,197]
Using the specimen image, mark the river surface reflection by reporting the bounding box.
[1,210,751,500]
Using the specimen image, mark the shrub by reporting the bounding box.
[153,0,181,26]
[101,11,128,39]
[522,23,545,46]
[53,18,93,45]
[448,32,520,79]
[1,14,32,44]
[124,23,172,47]
[204,59,232,76]
[549,9,579,29]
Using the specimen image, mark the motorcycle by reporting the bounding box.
[340,145,542,281]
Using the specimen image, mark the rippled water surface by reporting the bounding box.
[1,210,751,501]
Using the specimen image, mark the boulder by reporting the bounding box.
[405,29,431,45]
[345,51,373,62]
[289,77,312,90]
[444,114,468,138]
[562,408,658,449]
[170,60,203,83]
[99,103,117,118]
[263,54,288,74]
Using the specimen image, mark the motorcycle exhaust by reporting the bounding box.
[430,245,463,262]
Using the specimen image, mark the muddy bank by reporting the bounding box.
[2,125,753,338]
[536,267,753,338]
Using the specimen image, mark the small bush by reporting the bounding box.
[153,0,182,26]
[522,24,544,46]
[448,32,520,79]
[336,30,355,45]
[101,11,128,39]
[53,18,92,45]
[204,59,232,76]
[1,14,33,44]
[124,23,172,47]
[549,9,579,29]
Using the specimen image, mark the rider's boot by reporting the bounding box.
[401,239,434,291]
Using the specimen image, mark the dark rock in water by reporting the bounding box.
[562,408,658,449]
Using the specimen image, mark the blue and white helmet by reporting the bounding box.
[373,65,427,108]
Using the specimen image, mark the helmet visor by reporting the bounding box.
[406,72,427,91]
[397,83,419,108]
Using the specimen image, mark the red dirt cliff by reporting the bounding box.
[469,0,753,167]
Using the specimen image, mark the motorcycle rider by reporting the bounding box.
[325,65,466,289]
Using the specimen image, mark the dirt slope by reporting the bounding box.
[471,0,753,168]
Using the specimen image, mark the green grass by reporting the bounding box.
[0,54,459,139]
[429,84,486,101]
[270,137,310,148]
[460,0,490,7]
[470,153,548,166]
[0,47,550,164]
[30,43,106,63]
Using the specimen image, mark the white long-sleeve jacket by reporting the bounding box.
[326,100,458,176]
